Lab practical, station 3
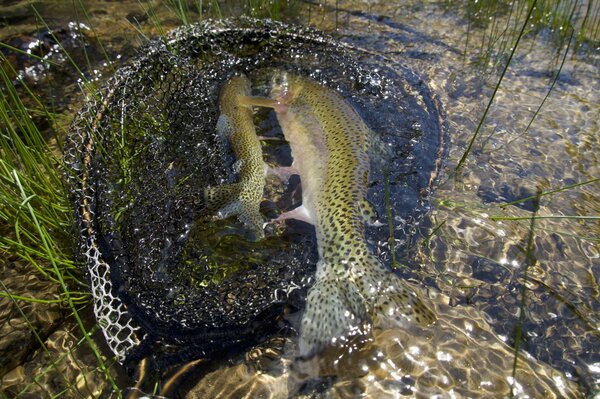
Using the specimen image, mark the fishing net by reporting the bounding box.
[64,17,445,367]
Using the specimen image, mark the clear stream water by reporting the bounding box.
[0,1,598,398]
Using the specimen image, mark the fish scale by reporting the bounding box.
[203,75,267,239]
[246,71,436,356]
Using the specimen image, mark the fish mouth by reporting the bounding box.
[269,69,290,99]
[244,67,289,97]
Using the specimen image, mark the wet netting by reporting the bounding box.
[64,17,445,367]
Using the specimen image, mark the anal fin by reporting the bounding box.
[273,204,314,225]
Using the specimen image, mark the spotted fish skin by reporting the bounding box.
[204,75,267,239]
[247,72,436,356]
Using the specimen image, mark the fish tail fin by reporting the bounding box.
[299,262,368,356]
[299,254,435,356]
[204,183,265,239]
[360,254,436,329]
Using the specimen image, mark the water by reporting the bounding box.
[0,1,598,398]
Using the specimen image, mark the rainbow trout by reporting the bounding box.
[244,72,436,355]
[204,75,267,239]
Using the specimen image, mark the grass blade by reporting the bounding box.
[456,0,538,171]
[510,188,541,397]
[384,169,398,269]
[497,24,577,151]
[490,215,599,221]
[498,177,600,208]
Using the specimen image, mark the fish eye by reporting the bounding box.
[271,71,289,91]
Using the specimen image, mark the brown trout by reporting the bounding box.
[244,71,436,355]
[204,75,267,239]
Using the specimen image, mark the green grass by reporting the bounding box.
[0,44,122,395]
[452,0,600,380]
[510,189,541,398]
[452,0,599,168]
[384,169,399,269]
[497,177,600,208]
[456,0,538,170]
[453,0,598,63]
[0,54,79,292]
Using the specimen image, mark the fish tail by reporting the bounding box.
[358,254,436,329]
[299,262,368,356]
[299,254,435,356]
[204,183,265,239]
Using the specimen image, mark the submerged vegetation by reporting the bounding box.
[0,57,74,289]
[451,0,598,168]
[0,0,598,397]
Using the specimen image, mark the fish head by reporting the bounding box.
[270,70,301,106]
[270,69,289,96]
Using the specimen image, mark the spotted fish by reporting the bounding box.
[244,71,436,356]
[204,75,267,239]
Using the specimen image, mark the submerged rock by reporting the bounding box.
[0,258,63,379]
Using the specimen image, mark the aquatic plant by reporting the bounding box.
[456,0,538,170]
[0,52,121,395]
[454,0,599,168]
[510,189,540,397]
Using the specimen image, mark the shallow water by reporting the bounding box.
[1,1,598,398]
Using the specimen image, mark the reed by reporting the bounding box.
[456,0,538,170]
[0,55,78,290]
[510,189,541,398]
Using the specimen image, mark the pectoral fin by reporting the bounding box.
[238,95,288,113]
[272,205,314,225]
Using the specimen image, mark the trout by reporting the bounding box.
[243,72,436,355]
[204,75,267,239]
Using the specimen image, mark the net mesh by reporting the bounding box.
[64,17,445,365]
